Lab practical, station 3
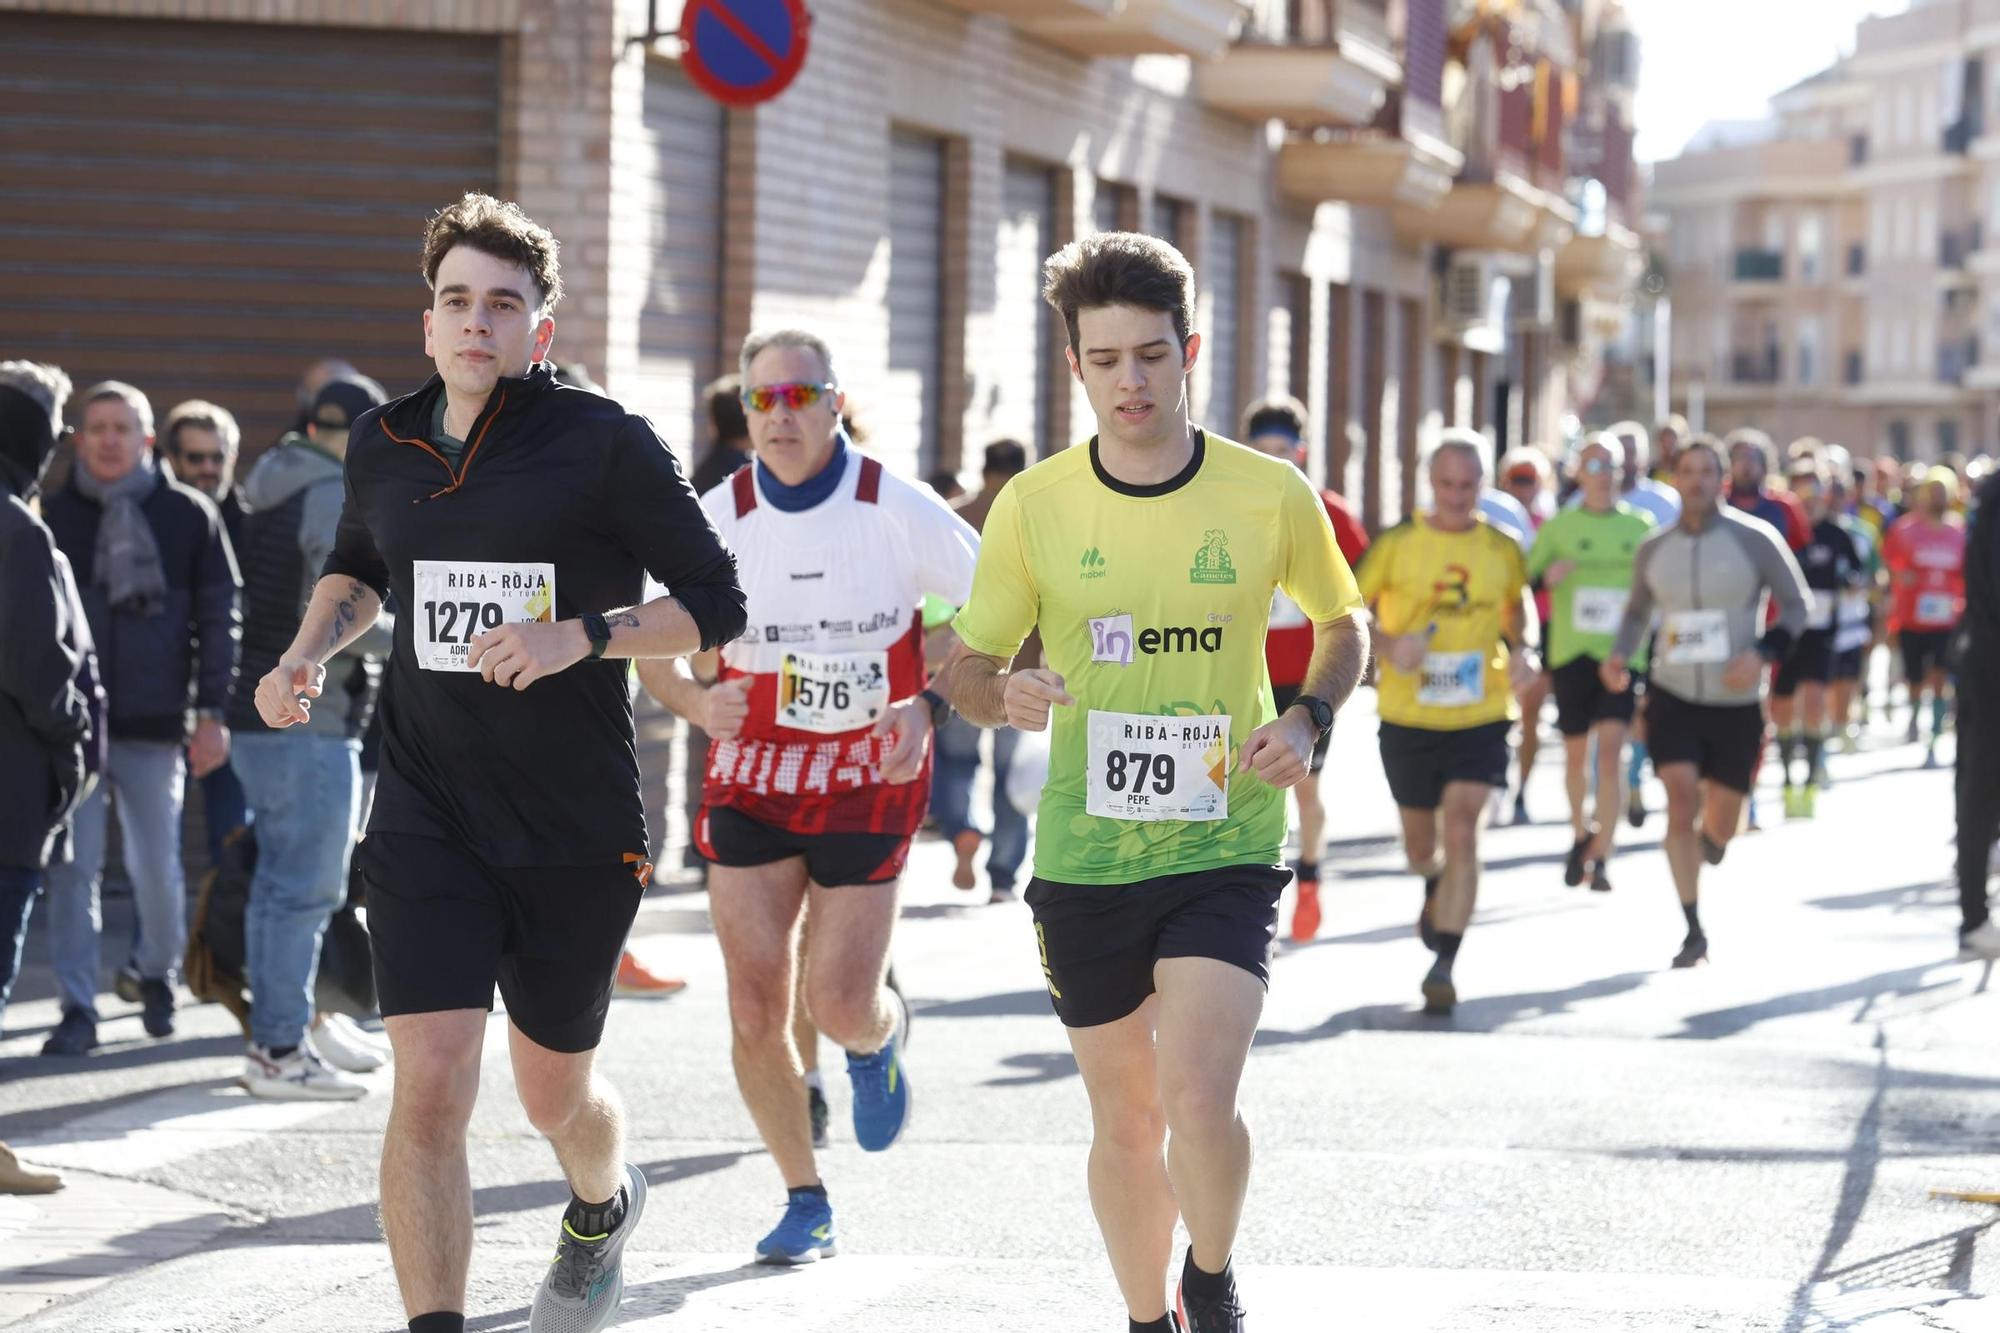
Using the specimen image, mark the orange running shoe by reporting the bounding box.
[615,950,687,998]
[1289,878,1322,943]
[951,829,981,891]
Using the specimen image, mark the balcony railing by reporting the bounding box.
[1734,248,1784,281]
[1732,349,1781,383]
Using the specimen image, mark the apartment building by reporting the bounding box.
[1654,0,2000,461]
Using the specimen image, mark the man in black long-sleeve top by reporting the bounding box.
[1956,469,2000,959]
[40,379,240,1055]
[249,194,745,1333]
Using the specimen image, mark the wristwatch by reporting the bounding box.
[919,687,951,729]
[1288,693,1335,738]
[580,611,612,660]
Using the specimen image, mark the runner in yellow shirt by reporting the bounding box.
[1357,429,1538,1015]
[936,232,1368,1333]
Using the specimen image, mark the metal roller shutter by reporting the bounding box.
[994,158,1056,459]
[885,129,945,475]
[0,14,502,455]
[1205,212,1243,435]
[630,59,727,464]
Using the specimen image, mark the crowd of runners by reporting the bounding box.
[4,192,1994,1333]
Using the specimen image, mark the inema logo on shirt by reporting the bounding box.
[1089,612,1224,665]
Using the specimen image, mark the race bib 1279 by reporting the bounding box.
[413,560,556,672]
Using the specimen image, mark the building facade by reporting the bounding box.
[0,0,1643,865]
[1654,0,2000,462]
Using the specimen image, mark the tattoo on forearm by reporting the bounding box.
[606,611,642,630]
[326,580,366,651]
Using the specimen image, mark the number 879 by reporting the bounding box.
[1105,750,1174,795]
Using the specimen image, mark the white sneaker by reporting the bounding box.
[311,1013,389,1073]
[241,1043,369,1100]
[1959,921,2000,961]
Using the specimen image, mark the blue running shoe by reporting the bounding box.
[530,1161,647,1333]
[756,1188,837,1265]
[846,986,911,1152]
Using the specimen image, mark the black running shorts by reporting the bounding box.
[1272,683,1334,772]
[1643,686,1765,795]
[1023,864,1290,1029]
[1900,628,1954,684]
[1833,645,1864,682]
[360,832,644,1054]
[1773,629,1836,697]
[696,803,911,888]
[1378,720,1511,811]
[1551,655,1637,737]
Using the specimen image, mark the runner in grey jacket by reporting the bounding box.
[1602,437,1809,970]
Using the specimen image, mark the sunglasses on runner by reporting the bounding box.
[1580,457,1612,476]
[1504,469,1540,486]
[740,381,837,414]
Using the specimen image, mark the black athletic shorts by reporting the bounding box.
[1272,683,1334,772]
[1833,645,1865,681]
[1643,686,1764,795]
[695,803,911,887]
[1378,720,1511,810]
[1024,864,1290,1028]
[1773,629,1836,696]
[360,832,644,1054]
[1901,628,1955,683]
[1551,655,1637,736]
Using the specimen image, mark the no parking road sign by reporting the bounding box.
[681,0,812,107]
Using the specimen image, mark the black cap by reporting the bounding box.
[310,374,388,430]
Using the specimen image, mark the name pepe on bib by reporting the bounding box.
[414,559,556,672]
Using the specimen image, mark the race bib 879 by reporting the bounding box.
[413,560,556,672]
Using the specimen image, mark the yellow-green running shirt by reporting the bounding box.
[951,432,1365,885]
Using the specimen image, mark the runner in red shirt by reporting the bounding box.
[1242,397,1367,942]
[1883,467,1966,767]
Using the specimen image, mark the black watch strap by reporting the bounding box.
[919,687,951,728]
[1291,693,1334,736]
[581,611,612,660]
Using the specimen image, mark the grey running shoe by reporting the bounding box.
[530,1162,648,1333]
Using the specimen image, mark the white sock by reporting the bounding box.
[803,1070,824,1093]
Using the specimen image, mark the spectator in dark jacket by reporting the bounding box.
[39,380,241,1055]
[0,362,102,1029]
[1956,467,2000,959]
[226,376,392,1097]
[161,400,251,868]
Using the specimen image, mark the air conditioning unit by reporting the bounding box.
[1441,253,1502,329]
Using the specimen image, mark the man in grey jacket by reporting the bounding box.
[1604,435,1809,969]
[225,375,394,1099]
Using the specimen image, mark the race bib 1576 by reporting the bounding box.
[413,560,555,672]
[778,651,889,734]
[1085,710,1230,823]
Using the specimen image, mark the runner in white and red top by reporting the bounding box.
[637,329,977,1268]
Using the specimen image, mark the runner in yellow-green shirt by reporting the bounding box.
[937,232,1368,1333]
[1357,429,1539,1016]
[1527,434,1654,894]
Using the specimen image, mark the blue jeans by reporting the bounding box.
[45,739,188,1018]
[928,719,1029,892]
[0,866,40,1026]
[930,715,982,840]
[231,732,360,1051]
[988,727,1028,892]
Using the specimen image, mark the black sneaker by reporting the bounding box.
[1590,862,1613,894]
[1563,836,1590,887]
[1416,874,1441,952]
[1626,784,1646,829]
[41,1008,98,1056]
[139,978,175,1039]
[1175,1258,1246,1333]
[1699,833,1727,866]
[1511,792,1530,825]
[1421,956,1456,1015]
[113,964,142,1005]
[808,1084,830,1149]
[1671,930,1708,969]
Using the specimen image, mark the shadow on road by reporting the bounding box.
[465,1259,797,1331]
[918,989,1052,1020]
[1805,880,1955,914]
[1333,839,1664,881]
[1254,971,1654,1045]
[984,1050,1077,1087]
[0,1075,241,1143]
[1668,961,1966,1042]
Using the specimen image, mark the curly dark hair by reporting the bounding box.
[420,192,564,311]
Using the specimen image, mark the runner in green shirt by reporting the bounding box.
[1528,434,1654,892]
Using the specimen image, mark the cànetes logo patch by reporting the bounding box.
[1190,529,1236,584]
